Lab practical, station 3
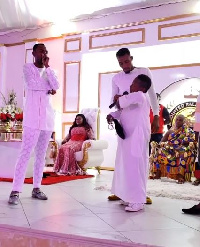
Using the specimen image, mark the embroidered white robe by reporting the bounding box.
[111,92,150,203]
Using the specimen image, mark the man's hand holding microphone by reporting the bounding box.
[109,91,128,109]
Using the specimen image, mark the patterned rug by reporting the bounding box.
[146,178,200,201]
[94,178,200,201]
[0,172,94,185]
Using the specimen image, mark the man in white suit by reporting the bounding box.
[8,44,59,205]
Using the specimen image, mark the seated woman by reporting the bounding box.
[53,114,95,175]
[150,114,197,183]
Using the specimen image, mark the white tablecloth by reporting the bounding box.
[0,141,33,178]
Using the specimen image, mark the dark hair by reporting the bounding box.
[137,74,152,93]
[116,48,130,57]
[69,114,91,135]
[33,43,45,51]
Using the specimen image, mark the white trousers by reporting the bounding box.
[12,126,52,192]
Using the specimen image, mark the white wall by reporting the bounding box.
[5,45,24,108]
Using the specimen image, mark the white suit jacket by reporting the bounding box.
[23,63,59,131]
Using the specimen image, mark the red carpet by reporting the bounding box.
[0,172,94,185]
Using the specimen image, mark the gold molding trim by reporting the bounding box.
[23,38,38,43]
[62,13,200,37]
[62,122,73,139]
[89,28,145,50]
[100,167,114,171]
[62,32,82,37]
[64,38,82,52]
[158,19,200,41]
[38,36,63,42]
[63,61,80,113]
[4,42,24,47]
[98,73,101,109]
[98,71,120,108]
[149,63,200,70]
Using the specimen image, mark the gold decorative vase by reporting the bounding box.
[0,121,11,131]
[13,121,23,131]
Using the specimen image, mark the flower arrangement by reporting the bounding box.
[0,112,13,122]
[0,90,23,123]
[15,112,23,122]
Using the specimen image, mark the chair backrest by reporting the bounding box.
[80,108,100,139]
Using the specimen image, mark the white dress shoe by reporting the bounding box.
[125,203,144,212]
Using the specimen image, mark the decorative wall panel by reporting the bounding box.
[63,61,80,113]
[64,38,81,52]
[25,49,34,63]
[158,19,200,40]
[90,28,145,49]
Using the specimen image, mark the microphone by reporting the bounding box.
[109,91,128,109]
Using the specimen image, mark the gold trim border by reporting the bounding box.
[89,28,145,50]
[158,19,200,41]
[87,167,114,171]
[4,42,24,47]
[38,36,63,42]
[63,13,200,37]
[98,71,120,108]
[149,63,200,70]
[64,38,82,52]
[63,61,80,113]
[62,122,73,139]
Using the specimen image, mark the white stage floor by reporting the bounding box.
[0,169,200,247]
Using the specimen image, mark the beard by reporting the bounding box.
[124,66,134,74]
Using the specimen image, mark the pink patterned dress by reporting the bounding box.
[53,127,94,175]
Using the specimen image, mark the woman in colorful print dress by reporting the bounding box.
[150,114,197,183]
[53,114,94,175]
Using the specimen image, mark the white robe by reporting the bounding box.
[111,92,150,204]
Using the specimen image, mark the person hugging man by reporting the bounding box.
[107,74,152,212]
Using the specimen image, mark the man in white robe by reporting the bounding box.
[107,74,151,212]
[108,48,159,204]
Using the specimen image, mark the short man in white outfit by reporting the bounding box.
[108,48,159,204]
[107,74,152,211]
[8,43,59,205]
